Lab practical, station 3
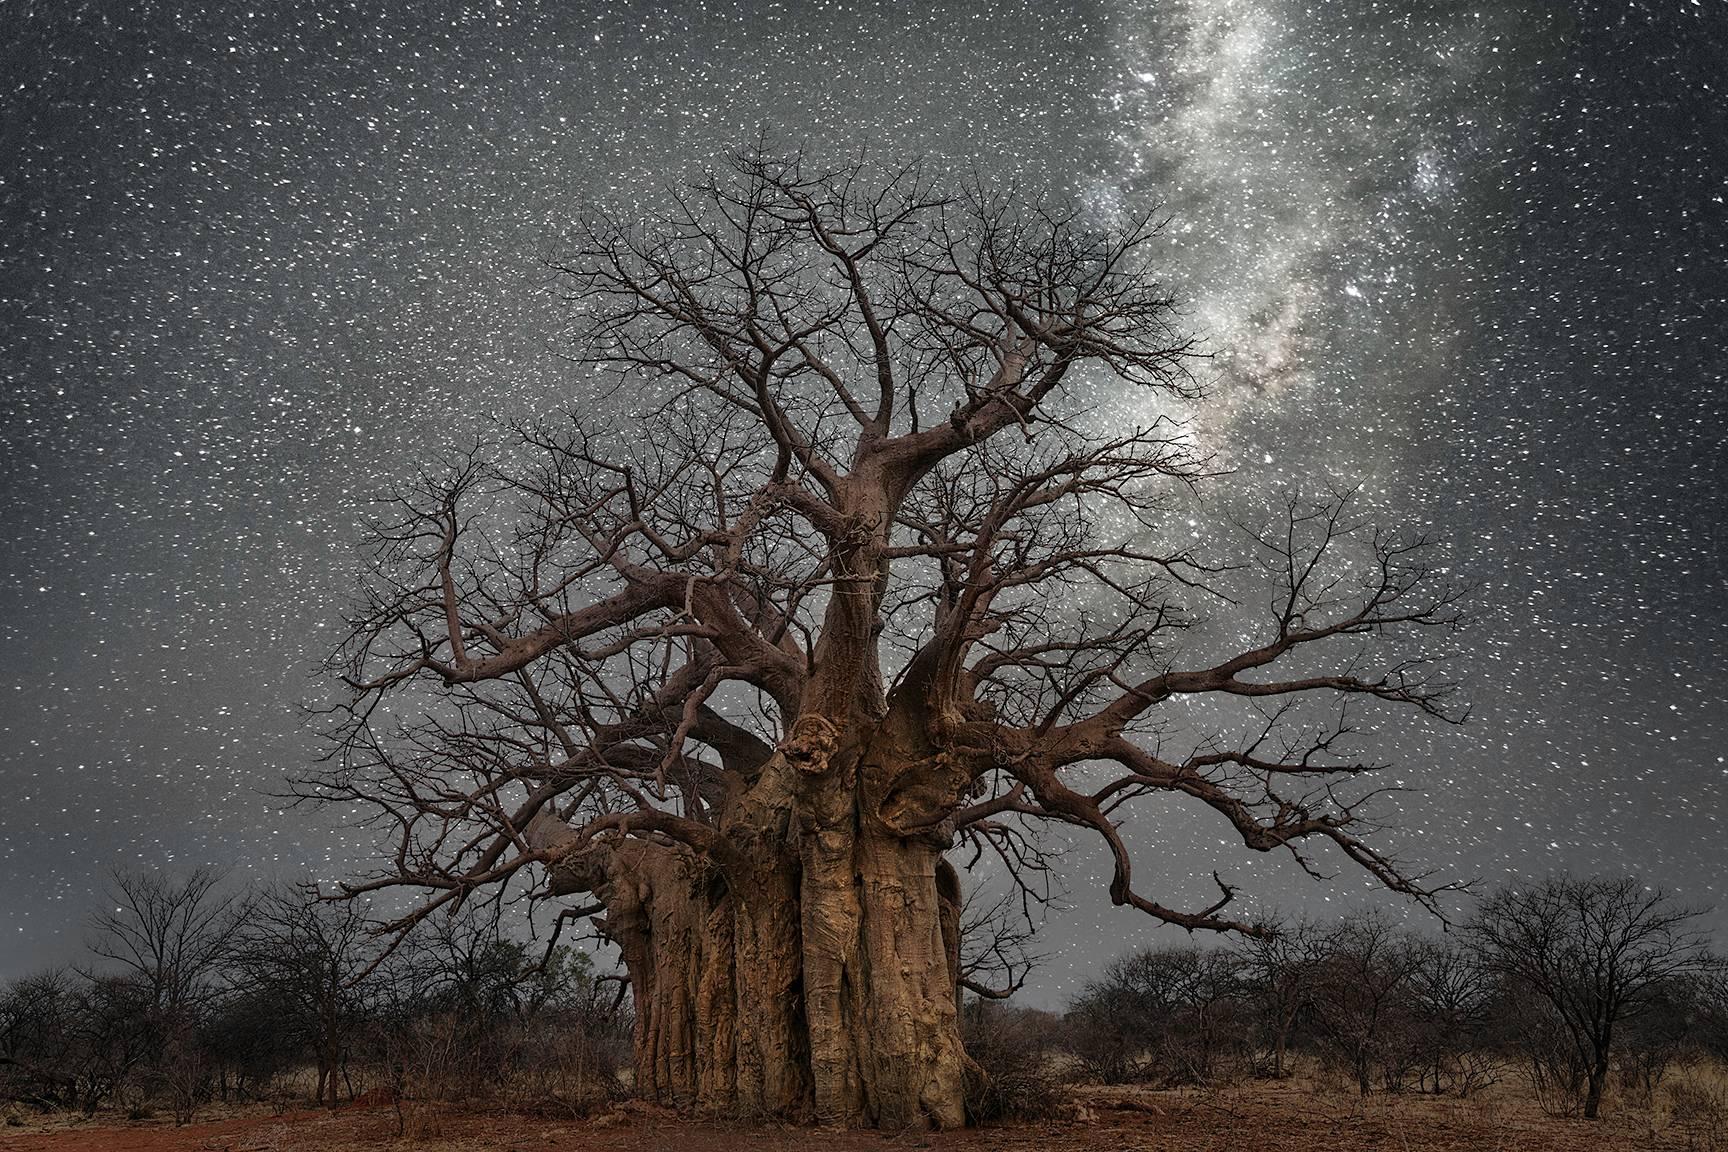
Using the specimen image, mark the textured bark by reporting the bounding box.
[849,833,969,1127]
[546,725,971,1128]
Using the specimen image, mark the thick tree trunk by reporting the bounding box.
[545,727,972,1128]
[848,833,970,1127]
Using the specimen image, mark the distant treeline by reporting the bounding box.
[0,870,628,1125]
[2,870,1723,1128]
[965,873,1726,1123]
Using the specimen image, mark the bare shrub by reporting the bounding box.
[1665,1075,1728,1152]
[229,886,385,1108]
[1235,915,1327,1079]
[1307,912,1423,1096]
[201,988,299,1103]
[1064,974,1144,1085]
[375,909,628,1117]
[157,1031,205,1126]
[1688,965,1728,1066]
[960,999,1065,1122]
[1066,945,1250,1087]
[1614,976,1697,1113]
[391,1011,468,1114]
[63,974,155,1114]
[1503,994,1588,1117]
[0,970,79,1110]
[1404,936,1499,1097]
[497,973,632,1115]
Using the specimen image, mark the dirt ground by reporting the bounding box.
[0,1082,1711,1152]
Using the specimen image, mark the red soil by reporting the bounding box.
[0,1082,1697,1151]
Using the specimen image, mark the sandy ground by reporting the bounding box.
[0,1081,1713,1152]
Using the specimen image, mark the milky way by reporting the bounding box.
[2,1,1724,1004]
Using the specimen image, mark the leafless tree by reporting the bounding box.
[379,902,627,1113]
[1468,874,1715,1119]
[0,970,79,1108]
[82,868,250,1120]
[1235,912,1328,1079]
[61,975,156,1115]
[957,999,1065,1122]
[302,147,1467,1127]
[1066,943,1249,1086]
[87,869,247,1024]
[1307,911,1424,1095]
[231,886,383,1108]
[1692,962,1728,1067]
[1403,935,1498,1096]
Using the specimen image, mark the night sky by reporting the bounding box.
[3,0,1725,1006]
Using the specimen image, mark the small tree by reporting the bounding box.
[231,887,383,1108]
[63,975,155,1115]
[88,869,247,1025]
[1065,962,1152,1085]
[958,999,1064,1122]
[1611,974,1696,1112]
[202,987,299,1104]
[1067,944,1247,1086]
[1692,963,1728,1067]
[1235,913,1328,1079]
[1403,936,1498,1096]
[378,904,625,1111]
[1307,911,1422,1095]
[1468,874,1714,1119]
[0,970,80,1109]
[83,868,250,1122]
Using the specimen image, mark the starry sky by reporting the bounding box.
[3,0,1725,1005]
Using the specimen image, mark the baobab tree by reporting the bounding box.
[306,149,1466,1128]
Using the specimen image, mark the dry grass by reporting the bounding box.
[4,1067,1727,1151]
[1653,1063,1728,1152]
